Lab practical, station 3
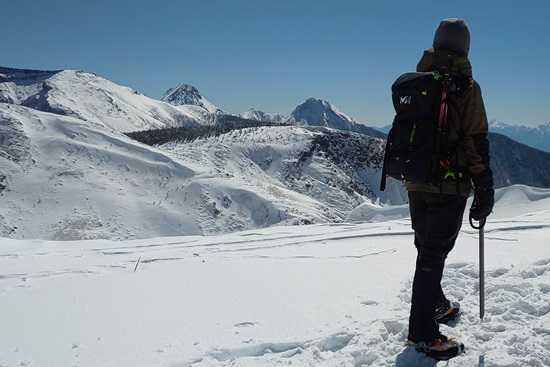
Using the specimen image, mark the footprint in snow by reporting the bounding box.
[489,267,509,277]
[233,321,258,328]
[361,300,378,306]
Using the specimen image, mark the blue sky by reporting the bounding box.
[4,0,549,127]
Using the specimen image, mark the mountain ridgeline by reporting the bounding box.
[1,65,550,240]
[488,120,550,153]
[489,133,550,188]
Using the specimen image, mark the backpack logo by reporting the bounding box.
[400,96,412,105]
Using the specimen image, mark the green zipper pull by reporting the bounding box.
[410,123,417,143]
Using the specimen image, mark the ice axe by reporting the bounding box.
[470,215,486,319]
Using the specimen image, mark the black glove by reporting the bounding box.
[470,186,494,221]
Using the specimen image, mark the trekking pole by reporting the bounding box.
[470,215,486,319]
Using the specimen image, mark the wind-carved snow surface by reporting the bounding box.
[0,185,549,366]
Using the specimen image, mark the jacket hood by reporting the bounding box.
[416,47,473,77]
[433,18,471,56]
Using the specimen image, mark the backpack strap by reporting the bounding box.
[380,162,387,191]
[380,130,390,191]
[440,72,471,195]
[435,57,454,157]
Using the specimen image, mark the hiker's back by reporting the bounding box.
[381,47,478,196]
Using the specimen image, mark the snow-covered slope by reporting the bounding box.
[0,67,207,133]
[489,119,550,152]
[160,125,407,226]
[0,104,200,239]
[1,185,548,367]
[0,103,405,240]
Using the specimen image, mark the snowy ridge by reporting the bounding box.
[0,67,208,133]
[1,185,549,366]
[489,119,550,153]
[0,67,61,104]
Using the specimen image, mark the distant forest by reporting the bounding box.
[126,115,288,146]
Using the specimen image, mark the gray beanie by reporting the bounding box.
[433,18,471,56]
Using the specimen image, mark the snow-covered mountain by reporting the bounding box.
[290,98,360,130]
[289,98,385,138]
[160,82,225,115]
[0,100,405,240]
[239,108,286,124]
[0,66,401,240]
[2,65,550,241]
[0,67,208,133]
[489,119,550,153]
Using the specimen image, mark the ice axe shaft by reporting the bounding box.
[470,216,486,319]
[479,224,485,319]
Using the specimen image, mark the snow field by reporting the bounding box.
[1,190,549,366]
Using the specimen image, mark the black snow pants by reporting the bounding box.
[407,191,467,343]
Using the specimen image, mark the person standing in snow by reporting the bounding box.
[405,18,494,360]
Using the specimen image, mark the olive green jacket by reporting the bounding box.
[405,47,492,196]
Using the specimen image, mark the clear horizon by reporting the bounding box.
[3,0,549,127]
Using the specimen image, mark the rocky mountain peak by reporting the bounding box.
[160,83,223,114]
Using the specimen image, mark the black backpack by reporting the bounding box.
[379,69,468,191]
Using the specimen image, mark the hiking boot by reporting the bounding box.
[435,300,461,324]
[408,334,465,361]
